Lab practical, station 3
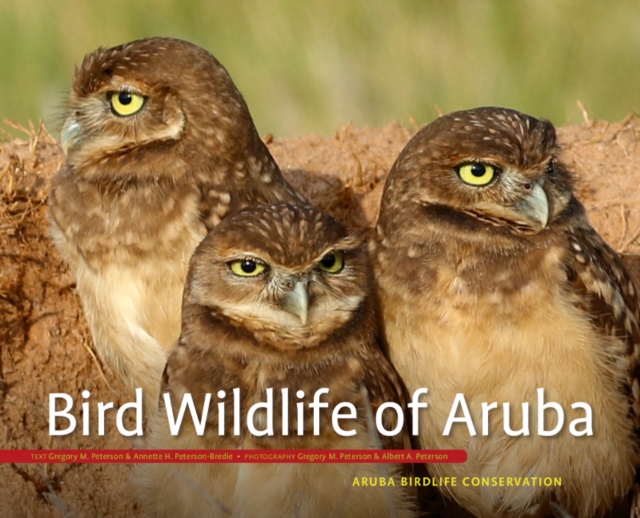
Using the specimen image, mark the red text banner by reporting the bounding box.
[0,449,466,464]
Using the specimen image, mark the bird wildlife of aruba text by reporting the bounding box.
[49,387,592,438]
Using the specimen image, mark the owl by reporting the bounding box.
[135,203,417,518]
[48,37,306,406]
[371,107,640,518]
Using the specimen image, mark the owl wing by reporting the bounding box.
[359,349,413,452]
[158,361,171,402]
[563,223,640,514]
[359,351,415,481]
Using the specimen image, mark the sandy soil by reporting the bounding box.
[1,115,640,517]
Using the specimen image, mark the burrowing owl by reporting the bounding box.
[135,203,417,518]
[48,37,306,405]
[371,107,640,517]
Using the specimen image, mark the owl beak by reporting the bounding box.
[517,182,549,228]
[282,281,309,325]
[60,116,83,155]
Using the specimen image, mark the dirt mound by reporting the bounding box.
[1,116,639,516]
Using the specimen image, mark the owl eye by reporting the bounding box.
[229,259,267,277]
[318,250,344,273]
[109,91,146,117]
[457,163,497,186]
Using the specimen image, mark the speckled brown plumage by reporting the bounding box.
[48,37,306,405]
[135,203,417,518]
[371,107,640,518]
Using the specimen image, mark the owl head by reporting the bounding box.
[60,37,267,179]
[184,204,370,349]
[380,107,575,236]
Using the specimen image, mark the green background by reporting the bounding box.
[2,0,639,137]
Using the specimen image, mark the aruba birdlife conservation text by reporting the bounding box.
[48,388,592,437]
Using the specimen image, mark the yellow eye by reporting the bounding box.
[457,163,497,186]
[109,91,146,117]
[318,250,344,273]
[229,259,267,277]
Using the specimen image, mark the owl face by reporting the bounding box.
[60,37,256,176]
[384,107,574,234]
[186,204,369,349]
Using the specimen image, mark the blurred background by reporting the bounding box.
[2,0,640,137]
